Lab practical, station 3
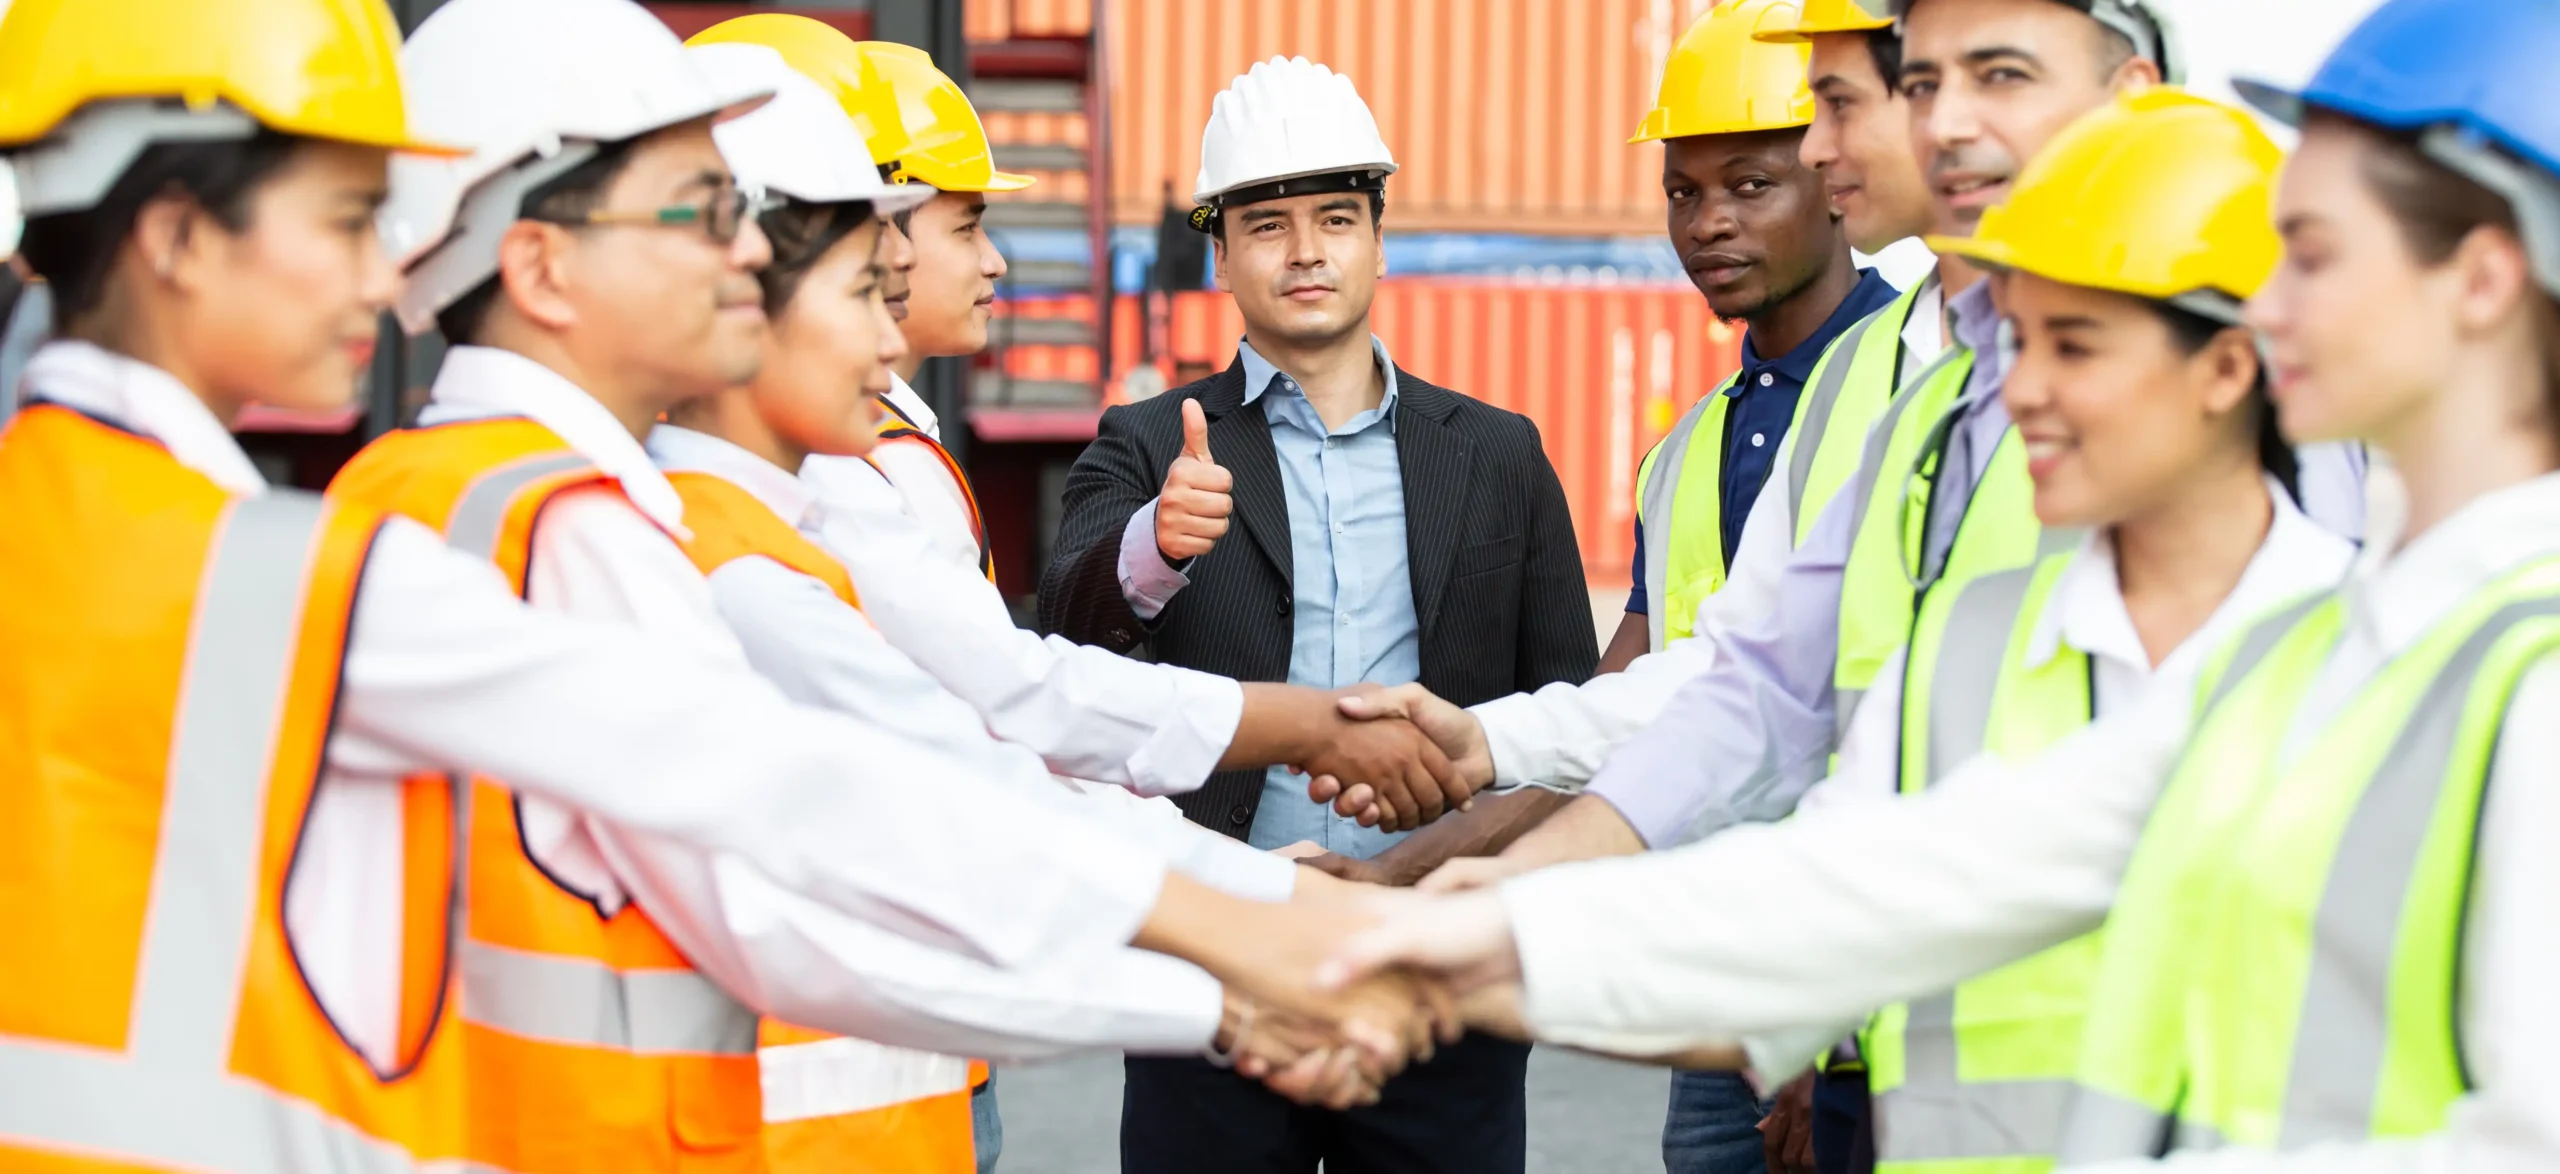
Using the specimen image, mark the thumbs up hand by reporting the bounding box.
[1157,398,1235,563]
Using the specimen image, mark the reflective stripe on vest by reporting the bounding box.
[1788,283,1925,548]
[460,940,758,1054]
[878,397,995,585]
[662,467,979,1172]
[1861,555,2096,1172]
[0,412,464,1174]
[2061,563,2560,1162]
[1638,373,1737,650]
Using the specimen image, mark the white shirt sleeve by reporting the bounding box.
[814,488,1243,797]
[1049,777,1300,903]
[2063,663,2560,1174]
[1500,680,2195,1055]
[1470,457,1829,791]
[323,509,1174,973]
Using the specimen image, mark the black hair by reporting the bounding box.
[18,129,306,329]
[2148,299,2299,503]
[2329,112,2560,449]
[433,138,638,346]
[1866,27,1903,89]
[1212,191,1387,244]
[756,197,877,314]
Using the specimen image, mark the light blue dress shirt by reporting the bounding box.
[1235,337,1423,859]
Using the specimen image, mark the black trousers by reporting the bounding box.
[1119,1033,1530,1174]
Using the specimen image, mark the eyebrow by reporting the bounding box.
[1314,197,1364,216]
[1238,207,1291,226]
[2043,314,2104,332]
[672,168,727,196]
[2276,212,2324,236]
[1960,45,2042,69]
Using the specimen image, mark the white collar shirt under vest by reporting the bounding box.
[799,373,982,574]
[1502,463,2560,1174]
[14,339,1182,1071]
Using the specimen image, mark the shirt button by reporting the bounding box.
[1276,597,1292,616]
[1758,373,1775,387]
[1227,804,1252,827]
[1332,521,1345,534]
[1752,432,1766,448]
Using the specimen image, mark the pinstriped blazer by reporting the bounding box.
[1037,358,1597,839]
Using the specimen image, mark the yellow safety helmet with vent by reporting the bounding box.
[1927,88,2281,312]
[1631,0,1816,143]
[1753,0,1893,44]
[0,0,459,216]
[849,42,1031,193]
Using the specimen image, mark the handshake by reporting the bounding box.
[1285,683,1499,834]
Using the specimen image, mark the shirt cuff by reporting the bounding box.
[1174,830,1299,903]
[1741,1021,1858,1086]
[1472,692,1571,791]
[1584,764,1688,850]
[1123,669,1245,798]
[1117,500,1192,621]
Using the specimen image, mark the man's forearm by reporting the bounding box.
[1498,793,1647,868]
[1359,787,1577,886]
[1220,682,1338,769]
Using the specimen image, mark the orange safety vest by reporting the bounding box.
[875,400,994,585]
[664,469,979,1174]
[0,403,468,1171]
[333,417,764,1174]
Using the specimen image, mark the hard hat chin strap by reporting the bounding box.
[9,100,260,218]
[2421,125,2560,301]
[1189,169,1386,235]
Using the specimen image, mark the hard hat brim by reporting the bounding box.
[2231,78,2306,129]
[1752,14,1894,43]
[1925,232,2231,305]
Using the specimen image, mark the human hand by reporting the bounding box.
[1209,898,1460,1078]
[1268,840,1328,861]
[1337,683,1495,791]
[1314,889,1524,1040]
[1299,705,1467,833]
[1759,1073,1819,1174]
[1300,851,1394,888]
[1155,398,1232,562]
[1214,990,1383,1110]
[1414,853,1536,894]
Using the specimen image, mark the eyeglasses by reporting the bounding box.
[531,185,778,245]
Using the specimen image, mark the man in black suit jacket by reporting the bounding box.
[1037,56,1596,1174]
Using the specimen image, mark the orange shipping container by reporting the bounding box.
[969,0,1726,235]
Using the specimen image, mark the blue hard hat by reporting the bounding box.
[2235,0,2560,180]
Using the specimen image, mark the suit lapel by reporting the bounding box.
[1395,371,1473,635]
[1197,361,1293,586]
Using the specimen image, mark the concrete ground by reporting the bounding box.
[995,581,1666,1172]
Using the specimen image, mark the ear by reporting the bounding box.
[1374,231,1388,281]
[2196,326,2259,417]
[2105,46,2162,96]
[1211,235,1231,293]
[2451,223,2536,337]
[130,192,208,295]
[496,219,579,332]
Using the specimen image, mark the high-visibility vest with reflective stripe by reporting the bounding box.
[1831,351,2051,745]
[2060,560,2560,1164]
[663,468,979,1174]
[333,418,765,1174]
[1860,554,2097,1174]
[0,403,469,1172]
[1787,282,1928,549]
[1635,372,1737,649]
[875,400,995,585]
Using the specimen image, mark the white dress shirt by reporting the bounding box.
[1501,465,2560,1173]
[650,424,1290,904]
[806,375,982,576]
[1469,271,1951,793]
[19,341,1180,1070]
[1746,482,2351,1077]
[797,383,1246,798]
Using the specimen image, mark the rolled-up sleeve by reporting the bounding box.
[1117,499,1194,621]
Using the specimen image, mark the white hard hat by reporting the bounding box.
[693,42,934,214]
[381,0,776,335]
[1189,57,1395,232]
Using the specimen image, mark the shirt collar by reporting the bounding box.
[419,345,688,536]
[19,340,269,495]
[1733,268,1901,389]
[2022,479,2357,681]
[2344,466,2560,658]
[1237,335,1399,414]
[881,373,938,441]
[644,424,821,531]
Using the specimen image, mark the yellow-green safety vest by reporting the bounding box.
[1861,552,2099,1174]
[1831,349,2053,745]
[2061,557,2560,1163]
[1635,282,1931,651]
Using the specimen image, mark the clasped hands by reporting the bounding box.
[1294,682,1498,833]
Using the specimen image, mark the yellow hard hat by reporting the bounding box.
[1630,0,1816,143]
[688,15,872,122]
[1753,0,1893,44]
[1926,88,2281,308]
[0,0,458,190]
[848,42,1032,193]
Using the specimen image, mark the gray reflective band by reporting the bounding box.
[1785,310,1883,527]
[446,453,596,563]
[1923,567,2037,787]
[2057,1086,2178,1163]
[1641,387,1725,652]
[2278,596,2560,1148]
[2203,594,2331,716]
[0,491,453,1172]
[461,941,757,1056]
[1830,347,1972,749]
[1834,687,1866,746]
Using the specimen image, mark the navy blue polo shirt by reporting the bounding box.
[1628,267,1900,615]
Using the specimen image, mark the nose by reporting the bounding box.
[1684,195,1738,247]
[1924,83,1982,155]
[357,230,399,313]
[881,215,917,274]
[732,215,773,270]
[875,297,909,365]
[1801,109,1843,174]
[1287,223,1326,268]
[981,230,1008,281]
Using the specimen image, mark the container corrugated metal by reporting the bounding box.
[967,0,1720,235]
[1059,280,1736,583]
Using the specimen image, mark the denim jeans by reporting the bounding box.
[972,1072,1001,1173]
[1662,1068,1775,1174]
